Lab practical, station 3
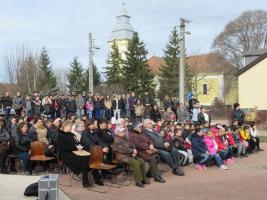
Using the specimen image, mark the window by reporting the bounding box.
[203,84,208,94]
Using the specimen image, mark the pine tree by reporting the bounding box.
[159,26,180,97]
[124,32,155,96]
[104,41,124,86]
[67,57,85,92]
[38,47,57,90]
[84,63,102,91]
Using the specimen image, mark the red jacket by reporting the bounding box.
[214,135,225,151]
[226,132,235,146]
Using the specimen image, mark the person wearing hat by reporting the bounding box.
[232,103,245,125]
[112,127,149,188]
[143,119,185,176]
[129,122,166,183]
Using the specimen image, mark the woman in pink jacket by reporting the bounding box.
[204,130,228,170]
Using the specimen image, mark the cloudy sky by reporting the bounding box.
[0,0,267,81]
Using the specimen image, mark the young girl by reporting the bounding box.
[191,128,210,170]
[249,122,263,151]
[85,98,94,119]
[204,130,228,170]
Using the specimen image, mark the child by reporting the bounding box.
[239,125,252,153]
[191,128,210,170]
[204,130,228,170]
[212,128,235,164]
[172,128,189,165]
[249,122,264,151]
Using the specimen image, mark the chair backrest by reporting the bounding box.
[30,141,45,157]
[89,145,104,165]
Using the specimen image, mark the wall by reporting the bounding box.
[238,57,267,110]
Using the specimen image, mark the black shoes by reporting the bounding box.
[82,182,90,188]
[135,181,145,188]
[95,181,104,186]
[154,176,166,183]
[142,178,151,185]
[172,168,185,176]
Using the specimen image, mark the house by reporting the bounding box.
[147,53,238,106]
[237,51,267,110]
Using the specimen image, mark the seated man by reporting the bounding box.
[143,119,184,176]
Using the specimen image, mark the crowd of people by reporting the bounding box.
[0,90,264,188]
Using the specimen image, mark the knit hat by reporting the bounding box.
[115,127,126,135]
[210,127,218,134]
[131,122,143,131]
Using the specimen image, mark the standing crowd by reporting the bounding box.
[0,90,264,188]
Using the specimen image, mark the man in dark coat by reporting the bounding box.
[143,119,185,176]
[1,91,13,120]
[232,103,245,125]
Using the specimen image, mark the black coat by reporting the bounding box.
[150,109,161,122]
[14,132,32,153]
[68,100,77,112]
[96,129,114,149]
[191,133,207,158]
[80,130,105,151]
[57,131,89,175]
[112,99,123,110]
[232,109,245,125]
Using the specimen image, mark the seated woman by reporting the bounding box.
[0,118,10,173]
[113,127,149,188]
[29,118,55,157]
[14,122,33,175]
[129,122,166,183]
[57,120,90,188]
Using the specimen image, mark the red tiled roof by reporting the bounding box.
[147,53,236,75]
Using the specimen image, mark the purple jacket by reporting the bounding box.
[128,96,137,110]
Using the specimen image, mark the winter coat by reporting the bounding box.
[68,100,77,112]
[96,129,114,149]
[143,95,152,106]
[150,109,161,122]
[143,128,166,150]
[163,99,172,111]
[177,108,189,122]
[0,128,10,151]
[198,112,205,125]
[129,132,157,161]
[13,96,24,109]
[214,135,226,151]
[239,129,250,141]
[171,136,187,151]
[1,96,12,108]
[135,104,145,117]
[57,130,89,175]
[33,100,42,115]
[85,100,94,112]
[51,99,60,111]
[80,130,105,151]
[112,136,135,162]
[204,135,217,155]
[128,96,137,110]
[226,132,235,146]
[14,132,32,153]
[112,99,123,110]
[76,96,85,109]
[232,109,245,125]
[104,100,112,110]
[191,133,207,157]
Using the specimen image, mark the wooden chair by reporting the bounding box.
[88,145,117,193]
[30,141,55,174]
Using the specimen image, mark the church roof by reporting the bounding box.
[109,4,135,42]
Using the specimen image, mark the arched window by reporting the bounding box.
[203,84,208,94]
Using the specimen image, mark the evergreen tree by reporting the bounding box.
[124,32,155,96]
[38,47,57,90]
[159,26,180,97]
[67,57,85,92]
[84,63,102,91]
[104,41,124,86]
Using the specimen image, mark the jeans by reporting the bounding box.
[106,109,112,120]
[237,143,246,155]
[113,110,121,120]
[16,152,30,172]
[218,150,227,161]
[210,153,223,167]
[76,109,84,118]
[3,108,11,120]
[87,111,93,119]
[158,147,181,170]
[197,153,210,165]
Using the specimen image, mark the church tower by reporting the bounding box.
[108,3,135,60]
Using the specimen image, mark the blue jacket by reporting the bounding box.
[191,133,207,157]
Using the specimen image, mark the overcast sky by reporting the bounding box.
[1,0,267,81]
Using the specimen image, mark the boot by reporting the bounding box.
[82,169,90,188]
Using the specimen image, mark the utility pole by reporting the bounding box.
[88,33,94,94]
[179,18,186,104]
